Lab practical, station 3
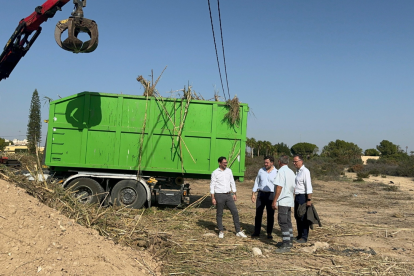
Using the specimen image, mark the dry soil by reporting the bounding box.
[2,172,414,275]
[0,179,159,276]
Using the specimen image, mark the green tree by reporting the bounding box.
[291,142,318,158]
[256,140,264,157]
[27,89,42,154]
[263,141,272,156]
[376,140,408,160]
[270,144,278,156]
[321,139,362,164]
[246,137,256,158]
[0,137,8,151]
[274,142,291,156]
[376,140,399,156]
[364,148,380,156]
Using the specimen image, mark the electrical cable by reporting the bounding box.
[207,0,226,101]
[217,0,231,100]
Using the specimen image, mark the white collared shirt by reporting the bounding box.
[295,165,313,195]
[210,167,236,194]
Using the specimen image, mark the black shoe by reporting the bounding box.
[251,233,260,238]
[296,238,307,244]
[267,234,273,240]
[293,236,302,243]
[276,242,292,248]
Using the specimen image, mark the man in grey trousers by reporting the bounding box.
[272,155,296,253]
[210,156,247,239]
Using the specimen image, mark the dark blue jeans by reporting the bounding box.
[253,191,275,235]
[294,194,309,241]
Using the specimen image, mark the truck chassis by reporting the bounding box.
[54,171,190,209]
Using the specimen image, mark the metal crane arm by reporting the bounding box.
[0,0,98,81]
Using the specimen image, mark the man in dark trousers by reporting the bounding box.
[272,155,296,253]
[210,157,247,239]
[251,156,278,239]
[293,154,313,243]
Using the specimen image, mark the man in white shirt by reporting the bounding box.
[293,154,313,243]
[210,156,247,239]
[272,155,296,253]
[251,156,278,239]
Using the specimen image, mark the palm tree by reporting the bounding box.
[272,144,279,156]
[246,137,256,158]
[250,138,256,158]
[257,140,264,157]
[263,141,272,156]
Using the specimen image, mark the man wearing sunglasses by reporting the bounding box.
[210,156,247,239]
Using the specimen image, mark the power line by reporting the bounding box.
[207,0,227,101]
[217,0,230,100]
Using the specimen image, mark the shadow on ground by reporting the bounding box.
[189,194,213,209]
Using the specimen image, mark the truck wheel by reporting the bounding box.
[111,180,147,209]
[67,178,105,204]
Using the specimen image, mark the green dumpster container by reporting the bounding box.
[45,92,248,181]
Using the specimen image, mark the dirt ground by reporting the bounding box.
[0,179,159,276]
[1,171,414,275]
[158,172,414,275]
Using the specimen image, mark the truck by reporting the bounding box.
[0,156,22,169]
[44,92,248,208]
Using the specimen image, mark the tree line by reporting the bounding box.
[246,138,412,163]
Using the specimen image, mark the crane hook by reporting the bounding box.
[54,0,98,53]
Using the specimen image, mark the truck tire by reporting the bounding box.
[67,177,105,204]
[111,180,147,209]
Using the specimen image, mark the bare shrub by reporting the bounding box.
[364,156,414,177]
[302,157,345,181]
[383,185,399,192]
[348,164,363,172]
[244,156,266,180]
[357,171,370,178]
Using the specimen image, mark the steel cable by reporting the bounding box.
[217,0,231,100]
[207,0,226,101]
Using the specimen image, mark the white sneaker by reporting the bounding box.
[236,231,247,238]
[218,231,224,239]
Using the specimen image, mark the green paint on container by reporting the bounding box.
[45,92,248,181]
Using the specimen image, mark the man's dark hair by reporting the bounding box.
[279,155,289,164]
[218,156,227,163]
[264,155,274,163]
[293,154,303,161]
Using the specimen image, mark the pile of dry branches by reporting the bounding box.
[224,96,241,126]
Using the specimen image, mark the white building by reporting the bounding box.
[12,139,28,146]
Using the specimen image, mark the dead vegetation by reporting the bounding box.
[136,67,167,97]
[224,96,241,126]
[137,69,204,101]
[1,153,414,275]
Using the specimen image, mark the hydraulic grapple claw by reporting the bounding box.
[54,17,98,53]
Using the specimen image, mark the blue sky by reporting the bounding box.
[0,0,413,153]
